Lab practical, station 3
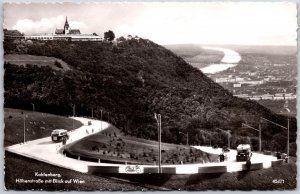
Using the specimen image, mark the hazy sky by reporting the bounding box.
[3,2,297,46]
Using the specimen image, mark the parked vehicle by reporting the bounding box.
[236,144,252,162]
[51,129,69,142]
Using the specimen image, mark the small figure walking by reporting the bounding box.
[246,152,253,170]
[219,153,225,162]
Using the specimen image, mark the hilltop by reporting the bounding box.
[4,37,296,153]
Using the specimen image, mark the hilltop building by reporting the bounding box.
[55,17,81,35]
[23,16,102,41]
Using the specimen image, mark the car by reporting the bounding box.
[213,145,219,149]
[51,129,69,142]
[236,144,252,162]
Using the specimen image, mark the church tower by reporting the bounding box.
[64,16,70,34]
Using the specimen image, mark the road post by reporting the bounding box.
[23,113,26,143]
[259,120,261,152]
[72,105,75,130]
[158,114,162,174]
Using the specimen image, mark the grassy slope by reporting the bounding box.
[4,54,70,71]
[65,126,218,164]
[4,108,83,146]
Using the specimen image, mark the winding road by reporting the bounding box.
[6,117,280,175]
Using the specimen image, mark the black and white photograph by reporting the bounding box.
[3,1,297,191]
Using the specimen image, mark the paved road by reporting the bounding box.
[6,117,278,174]
[192,146,277,163]
[6,117,116,173]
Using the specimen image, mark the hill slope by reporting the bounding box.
[4,108,82,146]
[4,38,296,152]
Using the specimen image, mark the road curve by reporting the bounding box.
[6,117,281,174]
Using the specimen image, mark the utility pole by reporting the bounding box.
[23,113,26,143]
[100,110,103,131]
[154,113,162,174]
[210,132,212,147]
[72,105,75,130]
[179,131,189,146]
[31,103,35,112]
[259,120,262,152]
[227,130,230,149]
[187,132,189,146]
[158,114,161,174]
[108,112,110,123]
[91,107,94,118]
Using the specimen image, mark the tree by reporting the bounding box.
[104,30,115,41]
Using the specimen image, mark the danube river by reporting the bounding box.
[200,46,241,74]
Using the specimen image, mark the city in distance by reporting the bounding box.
[166,44,297,115]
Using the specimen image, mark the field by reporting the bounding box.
[4,54,70,71]
[4,108,82,146]
[64,126,218,165]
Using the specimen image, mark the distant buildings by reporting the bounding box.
[234,93,296,101]
[6,17,102,41]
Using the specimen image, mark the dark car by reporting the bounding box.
[51,129,69,142]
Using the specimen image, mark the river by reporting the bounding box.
[200,46,241,74]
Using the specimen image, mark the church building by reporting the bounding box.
[24,16,102,41]
[55,17,81,35]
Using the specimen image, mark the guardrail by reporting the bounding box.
[86,159,283,175]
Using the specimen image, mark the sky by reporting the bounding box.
[3,2,297,46]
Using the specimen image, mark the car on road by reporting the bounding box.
[51,129,69,142]
[236,144,252,162]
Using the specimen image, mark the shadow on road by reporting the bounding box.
[38,140,56,145]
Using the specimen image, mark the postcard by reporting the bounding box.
[3,2,297,191]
